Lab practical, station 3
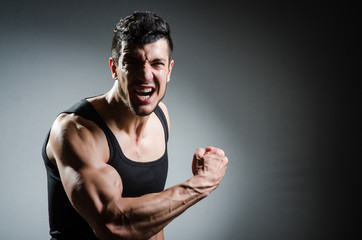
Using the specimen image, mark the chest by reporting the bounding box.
[106,114,169,197]
[112,117,166,163]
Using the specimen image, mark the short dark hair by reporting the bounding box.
[111,11,173,64]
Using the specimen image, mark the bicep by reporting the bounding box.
[55,145,125,239]
[49,117,123,233]
[59,163,123,226]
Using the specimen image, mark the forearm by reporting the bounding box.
[101,177,210,240]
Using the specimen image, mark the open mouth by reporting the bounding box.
[134,87,155,100]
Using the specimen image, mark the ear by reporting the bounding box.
[109,58,118,80]
[166,60,174,83]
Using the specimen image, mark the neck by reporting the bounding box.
[102,84,151,139]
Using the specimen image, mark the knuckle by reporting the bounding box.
[197,147,205,153]
[194,148,203,156]
[214,148,225,156]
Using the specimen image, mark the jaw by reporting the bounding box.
[124,88,159,116]
[131,85,167,116]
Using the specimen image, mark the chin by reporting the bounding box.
[131,104,157,117]
[129,94,164,116]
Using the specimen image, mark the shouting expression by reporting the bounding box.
[111,38,174,116]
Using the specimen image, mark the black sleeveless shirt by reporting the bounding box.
[42,99,168,240]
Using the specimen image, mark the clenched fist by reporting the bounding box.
[191,147,228,194]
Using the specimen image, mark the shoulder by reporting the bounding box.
[47,113,109,167]
[53,113,104,139]
[158,102,170,130]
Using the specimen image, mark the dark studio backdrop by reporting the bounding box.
[0,1,357,239]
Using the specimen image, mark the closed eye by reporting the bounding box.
[151,59,166,68]
[122,55,141,66]
[152,62,164,66]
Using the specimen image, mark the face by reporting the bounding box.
[111,38,174,116]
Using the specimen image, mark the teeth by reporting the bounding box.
[139,95,150,99]
[135,87,152,93]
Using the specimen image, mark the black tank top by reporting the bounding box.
[42,99,168,240]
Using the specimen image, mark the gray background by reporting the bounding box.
[0,1,357,239]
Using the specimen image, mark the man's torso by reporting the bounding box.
[43,96,169,239]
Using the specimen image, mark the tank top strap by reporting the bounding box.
[63,99,117,164]
[154,105,169,142]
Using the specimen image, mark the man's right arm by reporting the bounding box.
[47,114,228,240]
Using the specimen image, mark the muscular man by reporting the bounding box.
[42,11,228,240]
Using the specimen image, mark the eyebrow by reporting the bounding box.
[123,54,167,64]
[123,54,139,61]
[151,58,167,63]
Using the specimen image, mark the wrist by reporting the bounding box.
[183,176,212,198]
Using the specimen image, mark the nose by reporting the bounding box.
[137,62,153,82]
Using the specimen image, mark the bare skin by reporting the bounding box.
[46,38,228,240]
